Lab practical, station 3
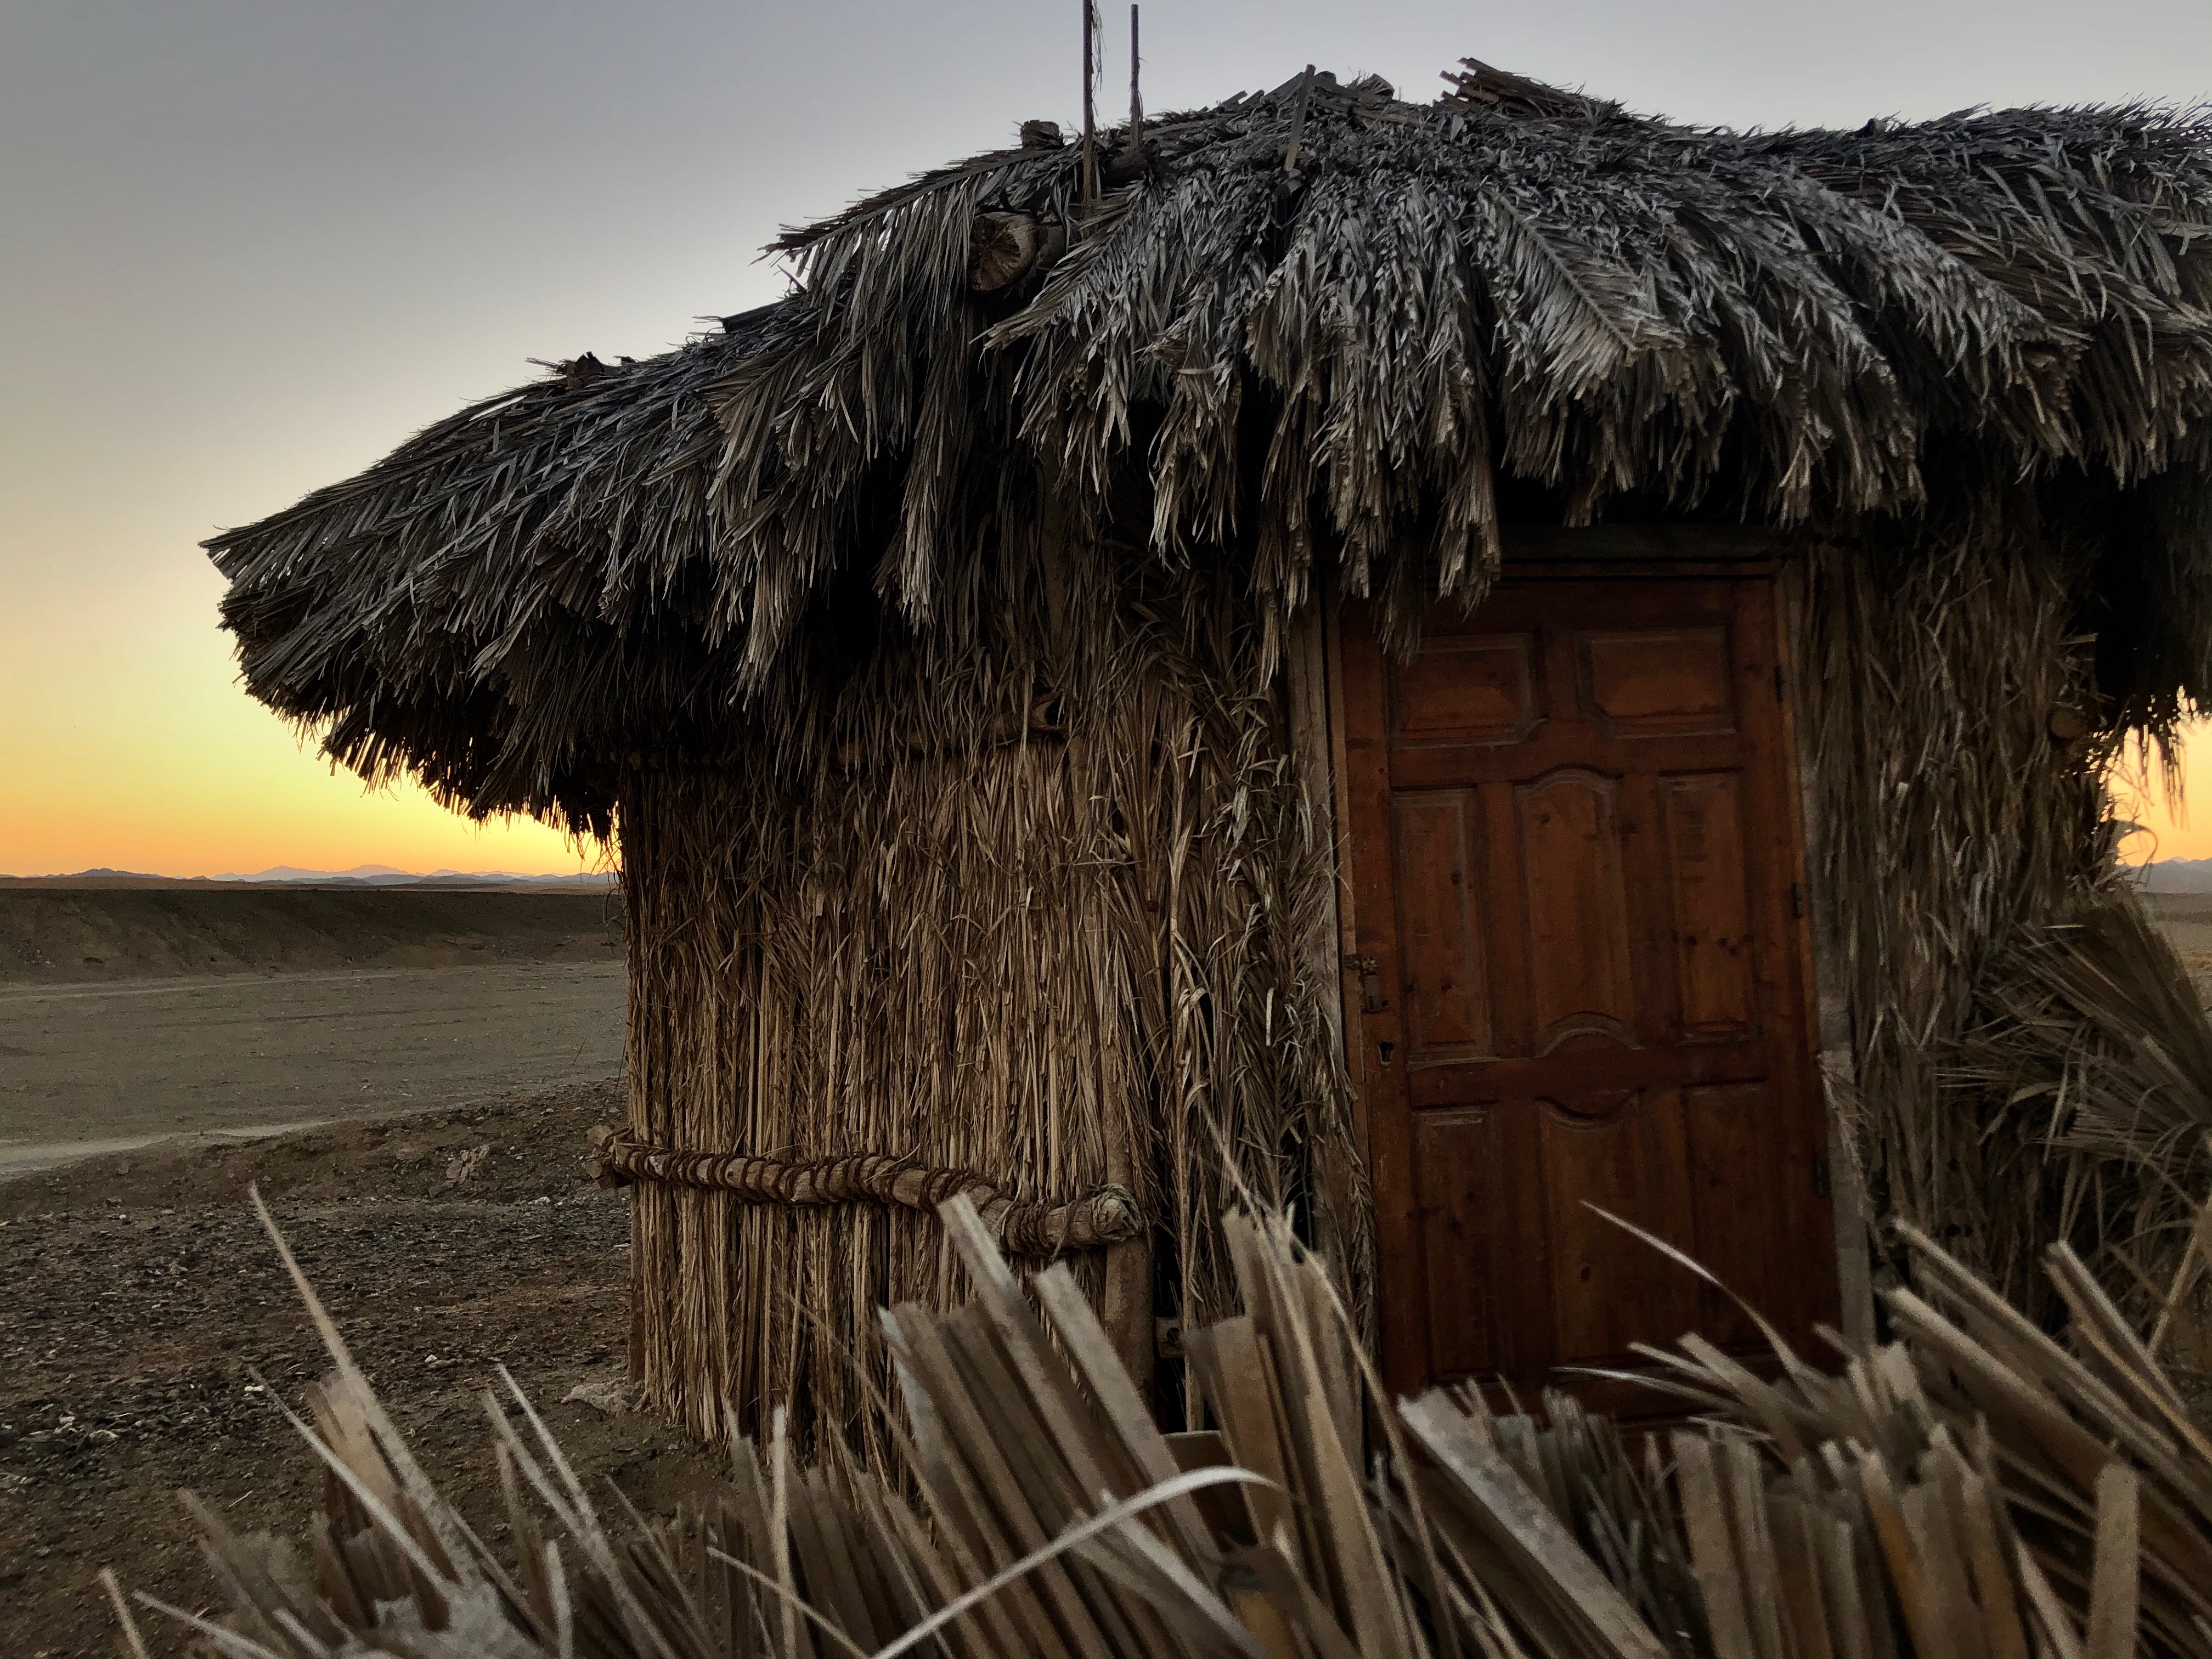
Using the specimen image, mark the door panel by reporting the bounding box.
[1538,1091,1702,1365]
[1579,628,1735,736]
[1396,636,1540,746]
[1339,569,1836,1410]
[1515,770,1638,1051]
[1660,776,1756,1036]
[1391,793,1493,1058]
[1412,1109,1508,1379]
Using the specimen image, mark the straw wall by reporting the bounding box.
[619,540,1357,1454]
[1797,517,2125,1304]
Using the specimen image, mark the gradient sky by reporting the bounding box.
[5,1,2212,877]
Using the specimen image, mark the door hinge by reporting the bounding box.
[1790,881,1805,920]
[1346,953,1386,1014]
[1774,665,1787,703]
[1812,1154,1831,1198]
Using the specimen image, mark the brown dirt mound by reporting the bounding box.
[0,887,623,986]
[0,1079,729,1658]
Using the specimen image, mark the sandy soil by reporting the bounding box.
[2146,892,2212,1000]
[0,1080,729,1658]
[0,963,626,1173]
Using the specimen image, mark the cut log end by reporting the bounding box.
[968,211,1059,292]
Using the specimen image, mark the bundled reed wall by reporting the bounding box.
[620,539,1357,1453]
[1798,513,2126,1306]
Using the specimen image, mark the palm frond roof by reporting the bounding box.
[207,59,2212,825]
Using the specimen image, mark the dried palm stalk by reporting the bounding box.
[127,1192,1659,1658]
[131,1188,2212,1659]
[1619,1214,2212,1659]
[1953,894,2212,1327]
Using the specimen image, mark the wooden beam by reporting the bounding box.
[1286,594,1361,1287]
[1778,549,1877,1349]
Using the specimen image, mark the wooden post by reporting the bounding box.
[1286,592,1364,1305]
[1780,547,1877,1349]
[1128,5,1143,159]
[1081,0,1099,210]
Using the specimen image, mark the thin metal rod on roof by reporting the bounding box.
[1129,5,1143,161]
[1081,0,1099,212]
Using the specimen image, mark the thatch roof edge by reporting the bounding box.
[207,66,2212,822]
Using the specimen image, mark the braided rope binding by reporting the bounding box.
[582,1126,1143,1258]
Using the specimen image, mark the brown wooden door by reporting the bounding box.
[1338,568,1837,1412]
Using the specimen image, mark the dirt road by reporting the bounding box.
[0,963,625,1174]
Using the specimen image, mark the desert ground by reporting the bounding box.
[4,882,2210,1653]
[0,885,624,1175]
[2157,893,2212,999]
[0,1082,732,1656]
[0,968,623,1174]
[0,885,653,1654]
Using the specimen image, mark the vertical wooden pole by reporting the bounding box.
[1081,0,1099,209]
[1780,547,1877,1349]
[1286,596,1356,1262]
[1128,5,1143,160]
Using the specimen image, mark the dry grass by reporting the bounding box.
[1796,524,2132,1304]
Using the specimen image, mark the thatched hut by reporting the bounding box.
[209,58,2212,1448]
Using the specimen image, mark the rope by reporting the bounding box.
[582,1126,1143,1259]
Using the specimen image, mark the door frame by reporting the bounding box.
[1298,529,1871,1386]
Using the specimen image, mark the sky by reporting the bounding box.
[5,1,2212,877]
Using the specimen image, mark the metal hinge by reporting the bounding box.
[1345,953,1386,1014]
[1774,665,1787,703]
[1813,1154,1831,1199]
[1790,882,1805,920]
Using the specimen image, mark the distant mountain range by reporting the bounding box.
[210,864,614,888]
[2132,858,2212,894]
[18,865,616,888]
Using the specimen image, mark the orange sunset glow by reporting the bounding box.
[2109,733,2211,867]
[1,537,597,878]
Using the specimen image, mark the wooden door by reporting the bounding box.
[1338,568,1837,1412]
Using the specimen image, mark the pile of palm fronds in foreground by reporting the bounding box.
[118,1188,2212,1659]
[1955,897,2212,1331]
